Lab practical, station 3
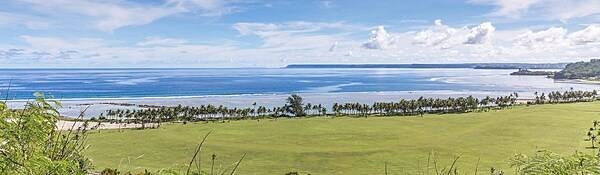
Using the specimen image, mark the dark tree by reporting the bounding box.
[285,94,305,117]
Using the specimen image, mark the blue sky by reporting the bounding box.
[1,0,600,68]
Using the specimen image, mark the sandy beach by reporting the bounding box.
[56,120,158,131]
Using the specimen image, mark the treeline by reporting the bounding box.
[97,90,597,128]
[98,93,522,126]
[529,90,597,104]
[332,94,517,117]
[99,95,328,127]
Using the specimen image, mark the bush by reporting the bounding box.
[0,92,91,174]
[511,150,600,174]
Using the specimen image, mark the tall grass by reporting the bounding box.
[0,92,91,174]
[100,131,246,175]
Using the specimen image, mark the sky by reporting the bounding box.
[1,0,600,68]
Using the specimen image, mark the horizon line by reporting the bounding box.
[0,62,574,69]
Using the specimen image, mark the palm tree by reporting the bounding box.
[304,103,312,116]
[285,94,305,117]
[252,102,257,117]
[332,103,340,116]
[319,105,327,115]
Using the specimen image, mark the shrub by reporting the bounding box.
[0,92,91,174]
[510,150,600,174]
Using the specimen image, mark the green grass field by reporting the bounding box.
[85,102,600,174]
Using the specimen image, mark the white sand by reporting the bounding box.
[56,120,158,131]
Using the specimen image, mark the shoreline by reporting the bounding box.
[56,120,158,131]
[55,98,569,131]
[554,79,600,85]
[1,89,556,103]
[4,90,552,119]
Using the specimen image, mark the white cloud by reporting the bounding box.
[568,24,600,45]
[497,24,600,61]
[14,0,185,32]
[5,20,600,68]
[469,0,540,18]
[514,27,568,48]
[0,11,50,29]
[233,23,278,36]
[233,21,362,50]
[173,0,224,10]
[5,36,108,65]
[464,22,495,44]
[362,26,395,49]
[469,0,600,21]
[2,21,362,67]
[411,20,494,48]
[413,20,457,47]
[20,35,105,51]
[234,21,355,37]
[169,0,241,16]
[3,35,243,67]
[10,0,244,32]
[548,0,600,21]
[352,21,600,63]
[137,37,187,47]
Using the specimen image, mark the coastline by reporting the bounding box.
[554,79,600,85]
[3,68,596,119]
[56,120,158,130]
[6,90,551,119]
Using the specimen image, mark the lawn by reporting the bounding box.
[85,102,600,174]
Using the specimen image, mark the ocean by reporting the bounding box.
[1,68,596,117]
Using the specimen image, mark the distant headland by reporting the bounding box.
[554,59,600,80]
[285,63,567,69]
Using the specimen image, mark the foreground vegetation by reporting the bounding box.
[0,94,245,175]
[0,93,91,174]
[85,102,600,174]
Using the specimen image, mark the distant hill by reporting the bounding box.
[554,59,600,79]
[285,63,567,69]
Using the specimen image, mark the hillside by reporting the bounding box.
[554,59,600,79]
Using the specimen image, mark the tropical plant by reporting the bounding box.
[0,92,91,174]
[285,94,305,117]
[510,150,600,175]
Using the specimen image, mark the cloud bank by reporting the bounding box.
[3,19,600,67]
